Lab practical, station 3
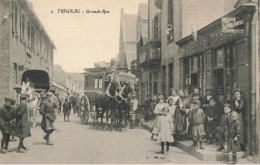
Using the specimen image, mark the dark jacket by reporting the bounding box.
[229,120,241,152]
[205,105,221,133]
[40,100,56,121]
[0,105,16,134]
[14,102,31,138]
[63,102,71,116]
[219,112,231,132]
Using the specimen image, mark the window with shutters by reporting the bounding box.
[31,27,35,51]
[162,65,166,95]
[167,0,174,43]
[27,21,31,47]
[168,63,173,92]
[154,15,159,40]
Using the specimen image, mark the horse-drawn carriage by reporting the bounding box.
[82,67,138,131]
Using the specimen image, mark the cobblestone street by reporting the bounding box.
[0,114,207,164]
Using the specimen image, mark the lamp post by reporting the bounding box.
[13,85,22,104]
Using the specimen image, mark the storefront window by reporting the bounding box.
[216,49,224,66]
[206,52,212,69]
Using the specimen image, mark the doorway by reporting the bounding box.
[213,69,224,97]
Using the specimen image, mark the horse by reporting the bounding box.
[94,72,122,130]
[21,82,40,128]
[116,82,134,131]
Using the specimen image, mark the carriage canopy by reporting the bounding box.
[21,70,50,90]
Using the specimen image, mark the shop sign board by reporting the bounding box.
[222,17,244,33]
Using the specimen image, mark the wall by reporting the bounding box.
[0,0,11,104]
[0,0,55,104]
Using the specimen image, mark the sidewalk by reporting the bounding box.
[140,119,257,163]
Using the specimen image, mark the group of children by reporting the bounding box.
[150,88,244,163]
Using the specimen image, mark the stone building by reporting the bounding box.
[137,1,162,104]
[118,9,137,72]
[52,65,74,99]
[155,0,237,97]
[69,73,84,95]
[0,0,55,104]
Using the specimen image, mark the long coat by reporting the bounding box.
[229,120,241,152]
[232,98,246,145]
[174,98,187,132]
[0,105,16,134]
[205,105,220,134]
[14,102,31,138]
[63,102,71,116]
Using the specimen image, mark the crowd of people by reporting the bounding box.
[143,87,246,163]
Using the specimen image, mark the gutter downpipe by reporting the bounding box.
[242,2,259,158]
[247,2,259,157]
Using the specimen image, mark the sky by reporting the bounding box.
[29,0,148,73]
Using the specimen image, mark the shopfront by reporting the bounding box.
[177,6,256,154]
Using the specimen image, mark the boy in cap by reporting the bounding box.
[0,97,16,153]
[188,99,206,150]
[40,92,56,145]
[205,97,220,144]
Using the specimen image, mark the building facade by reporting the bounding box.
[52,65,74,99]
[137,1,162,104]
[69,73,85,95]
[176,2,259,156]
[0,0,55,104]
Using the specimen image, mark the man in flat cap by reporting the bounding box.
[40,92,56,145]
[0,97,16,154]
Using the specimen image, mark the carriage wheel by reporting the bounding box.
[80,111,88,125]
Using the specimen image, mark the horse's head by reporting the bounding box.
[105,74,122,99]
[118,82,133,101]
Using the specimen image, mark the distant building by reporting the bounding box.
[0,0,55,104]
[52,65,73,99]
[118,9,137,72]
[69,72,85,95]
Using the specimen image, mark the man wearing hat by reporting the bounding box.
[40,92,56,145]
[0,97,16,154]
[202,86,215,109]
[14,93,31,153]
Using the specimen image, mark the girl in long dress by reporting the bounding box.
[157,107,174,154]
[151,95,167,140]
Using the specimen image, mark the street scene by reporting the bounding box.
[0,0,260,164]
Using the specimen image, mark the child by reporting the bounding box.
[217,103,231,151]
[188,100,206,149]
[157,107,174,154]
[228,111,241,163]
[174,90,187,141]
[63,98,71,122]
[151,94,167,140]
[205,97,220,144]
[167,89,180,105]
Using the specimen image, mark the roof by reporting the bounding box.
[122,14,137,42]
[138,3,148,20]
[69,73,85,82]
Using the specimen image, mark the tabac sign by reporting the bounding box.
[222,17,244,33]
